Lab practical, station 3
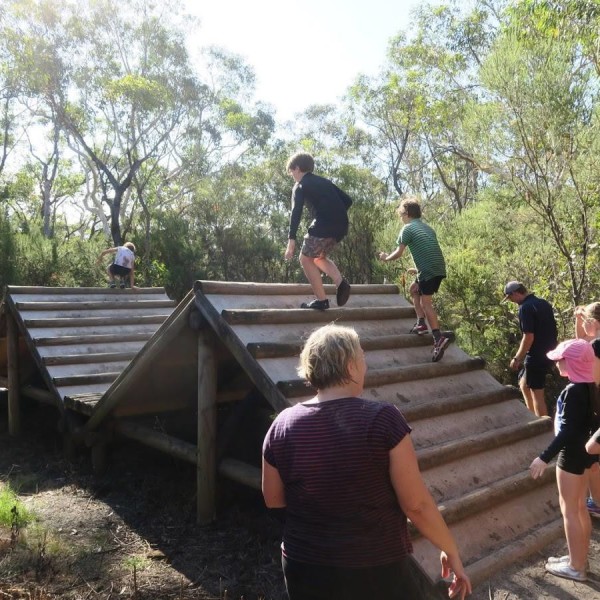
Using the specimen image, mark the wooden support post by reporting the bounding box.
[7,314,21,436]
[197,330,217,524]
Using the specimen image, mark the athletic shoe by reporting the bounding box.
[547,555,589,569]
[109,283,116,289]
[544,562,587,582]
[336,279,351,307]
[300,299,330,310]
[119,282,126,289]
[409,322,428,335]
[586,496,600,518]
[432,336,451,362]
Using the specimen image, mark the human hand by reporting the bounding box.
[509,357,521,371]
[529,456,547,479]
[440,552,471,599]
[284,240,295,262]
[378,251,388,261]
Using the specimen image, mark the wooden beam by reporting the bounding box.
[34,333,152,346]
[7,286,168,295]
[7,315,21,436]
[43,351,137,366]
[52,372,119,387]
[221,306,415,325]
[16,300,175,311]
[197,330,217,525]
[278,358,487,398]
[218,458,261,490]
[0,376,57,405]
[194,280,399,296]
[23,315,166,328]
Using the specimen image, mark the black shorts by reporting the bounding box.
[416,276,445,296]
[557,447,597,475]
[109,264,131,277]
[518,364,550,390]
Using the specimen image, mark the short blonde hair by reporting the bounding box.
[297,324,361,389]
[584,302,600,323]
[124,242,136,253]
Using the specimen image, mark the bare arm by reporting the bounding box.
[262,458,286,508]
[378,245,406,262]
[586,428,600,454]
[510,332,534,370]
[390,436,471,599]
[96,247,117,264]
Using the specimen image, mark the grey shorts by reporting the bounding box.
[300,235,338,259]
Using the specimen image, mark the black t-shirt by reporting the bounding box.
[518,294,558,366]
[288,172,352,241]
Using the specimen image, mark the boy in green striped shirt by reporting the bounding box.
[378,197,450,362]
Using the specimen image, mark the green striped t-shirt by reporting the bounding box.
[397,218,446,282]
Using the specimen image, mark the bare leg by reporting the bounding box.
[557,467,591,571]
[300,254,327,300]
[588,462,600,504]
[313,256,342,287]
[106,265,115,284]
[519,377,536,414]
[410,283,426,319]
[531,388,548,417]
[419,294,440,330]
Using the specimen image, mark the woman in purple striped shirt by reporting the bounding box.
[262,324,471,600]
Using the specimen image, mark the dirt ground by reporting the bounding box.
[3,402,600,600]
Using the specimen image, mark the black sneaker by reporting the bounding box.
[109,283,116,289]
[300,299,330,310]
[336,279,351,307]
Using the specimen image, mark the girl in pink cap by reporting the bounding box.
[529,338,597,582]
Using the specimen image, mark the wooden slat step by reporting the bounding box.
[7,286,166,295]
[416,418,552,471]
[401,386,519,422]
[16,300,175,311]
[409,468,555,538]
[24,315,167,328]
[52,372,119,387]
[34,333,153,346]
[222,306,415,325]
[43,351,138,366]
[277,358,486,398]
[195,281,399,295]
[247,334,433,358]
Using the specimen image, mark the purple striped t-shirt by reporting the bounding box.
[262,397,412,567]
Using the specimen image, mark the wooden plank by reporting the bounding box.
[37,341,146,358]
[18,307,174,319]
[416,418,552,471]
[53,372,119,387]
[222,306,415,325]
[23,315,167,328]
[34,333,152,346]
[0,375,58,405]
[278,358,486,398]
[197,331,217,525]
[42,351,138,365]
[195,280,399,295]
[15,300,176,311]
[29,325,160,339]
[7,286,168,295]
[218,459,261,490]
[7,315,20,436]
[247,334,432,358]
[46,361,131,378]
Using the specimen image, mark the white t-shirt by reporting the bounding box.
[114,246,134,269]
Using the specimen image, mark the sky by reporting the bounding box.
[184,0,423,122]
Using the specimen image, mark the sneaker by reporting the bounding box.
[409,322,428,335]
[544,562,587,582]
[109,283,116,289]
[432,336,451,362]
[300,299,330,310]
[547,555,590,569]
[336,279,351,307]
[586,496,600,517]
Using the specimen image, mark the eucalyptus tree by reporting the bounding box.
[2,0,274,247]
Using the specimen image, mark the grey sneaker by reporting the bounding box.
[544,562,587,581]
[547,555,589,569]
[432,336,451,362]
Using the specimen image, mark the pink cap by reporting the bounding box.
[547,338,595,383]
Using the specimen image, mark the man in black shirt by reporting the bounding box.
[284,152,352,310]
[504,281,558,417]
